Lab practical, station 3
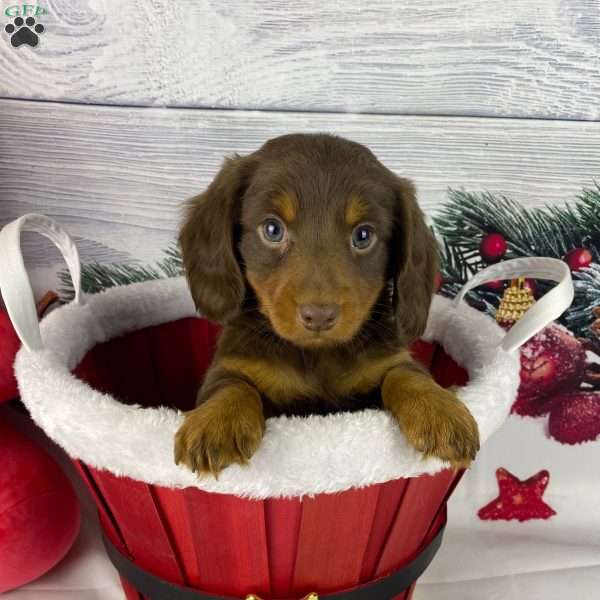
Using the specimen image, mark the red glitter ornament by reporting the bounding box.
[564,248,593,272]
[478,468,556,522]
[548,391,600,445]
[512,324,586,416]
[479,233,507,264]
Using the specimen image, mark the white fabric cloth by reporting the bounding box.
[416,415,600,600]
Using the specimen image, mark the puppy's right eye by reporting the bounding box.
[351,223,376,252]
[259,217,287,245]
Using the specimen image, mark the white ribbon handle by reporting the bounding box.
[0,214,84,352]
[453,257,574,352]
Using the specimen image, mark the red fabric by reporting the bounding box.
[70,318,468,599]
[0,309,20,403]
[430,347,469,389]
[0,421,80,593]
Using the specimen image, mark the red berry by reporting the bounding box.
[564,248,593,272]
[548,392,600,445]
[0,310,21,404]
[480,233,507,264]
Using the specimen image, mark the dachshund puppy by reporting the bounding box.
[175,133,479,477]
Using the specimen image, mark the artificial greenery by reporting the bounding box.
[435,185,600,342]
[435,185,600,264]
[58,244,183,300]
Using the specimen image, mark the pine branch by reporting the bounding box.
[58,243,184,301]
[438,238,502,317]
[563,263,600,339]
[434,188,600,263]
[160,244,184,275]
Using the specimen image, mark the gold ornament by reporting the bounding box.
[495,277,535,324]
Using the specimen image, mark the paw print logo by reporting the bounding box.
[4,16,45,48]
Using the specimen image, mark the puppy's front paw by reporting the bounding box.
[386,383,480,468]
[174,385,265,478]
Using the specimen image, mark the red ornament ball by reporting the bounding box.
[479,233,507,263]
[548,391,600,445]
[564,248,593,271]
[0,421,80,592]
[0,309,21,404]
[512,324,586,416]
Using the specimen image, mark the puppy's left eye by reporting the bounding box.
[351,224,376,251]
[259,217,287,245]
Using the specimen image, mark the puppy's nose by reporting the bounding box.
[297,303,340,331]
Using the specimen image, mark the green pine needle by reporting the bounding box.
[564,264,600,339]
[58,243,184,301]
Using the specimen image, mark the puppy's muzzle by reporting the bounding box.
[297,303,340,332]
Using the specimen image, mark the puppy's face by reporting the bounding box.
[180,134,438,348]
[240,165,393,348]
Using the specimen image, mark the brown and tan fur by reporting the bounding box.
[174,133,479,477]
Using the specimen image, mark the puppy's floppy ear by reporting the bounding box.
[179,154,256,322]
[390,176,439,342]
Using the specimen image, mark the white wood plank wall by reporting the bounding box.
[0,0,598,290]
[0,1,598,119]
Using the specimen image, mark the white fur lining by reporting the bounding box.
[15,277,520,499]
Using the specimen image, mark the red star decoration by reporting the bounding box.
[478,468,556,522]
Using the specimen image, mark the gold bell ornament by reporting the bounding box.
[495,277,535,325]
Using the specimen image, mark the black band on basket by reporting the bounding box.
[102,523,445,600]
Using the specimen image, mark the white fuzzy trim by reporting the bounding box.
[15,278,520,499]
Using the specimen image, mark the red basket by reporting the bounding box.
[2,215,571,600]
[70,319,465,600]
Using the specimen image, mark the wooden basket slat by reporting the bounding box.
[264,497,303,598]
[151,486,203,588]
[376,469,455,577]
[183,488,271,598]
[93,470,186,585]
[292,486,381,595]
[147,318,215,412]
[359,477,410,583]
[71,460,125,552]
